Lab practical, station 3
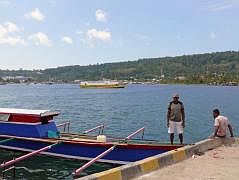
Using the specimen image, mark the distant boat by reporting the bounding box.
[43,82,54,85]
[0,82,7,85]
[80,80,126,88]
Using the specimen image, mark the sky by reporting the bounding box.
[0,0,239,70]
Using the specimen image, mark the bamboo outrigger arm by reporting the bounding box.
[72,145,116,176]
[72,127,146,176]
[0,141,62,168]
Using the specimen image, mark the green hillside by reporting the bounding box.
[1,51,239,84]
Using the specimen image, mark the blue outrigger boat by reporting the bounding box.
[0,108,183,176]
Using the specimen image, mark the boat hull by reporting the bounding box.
[80,80,126,88]
[80,84,125,88]
[0,135,182,164]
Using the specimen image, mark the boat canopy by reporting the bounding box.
[0,108,59,116]
[0,108,60,123]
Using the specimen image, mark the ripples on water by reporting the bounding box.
[0,149,115,179]
[0,83,238,179]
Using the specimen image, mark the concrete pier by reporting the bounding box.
[135,141,239,180]
[77,138,236,180]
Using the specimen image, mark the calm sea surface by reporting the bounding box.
[0,83,238,179]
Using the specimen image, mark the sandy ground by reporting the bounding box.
[135,143,239,180]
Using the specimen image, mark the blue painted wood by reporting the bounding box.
[0,122,58,138]
[0,138,166,163]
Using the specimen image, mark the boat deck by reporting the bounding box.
[59,132,183,147]
[59,133,118,143]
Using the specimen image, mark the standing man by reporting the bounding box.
[210,109,234,138]
[167,94,185,144]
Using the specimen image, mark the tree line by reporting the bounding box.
[1,51,239,84]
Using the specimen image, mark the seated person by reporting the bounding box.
[209,109,234,138]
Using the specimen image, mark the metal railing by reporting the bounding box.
[57,121,70,133]
[83,124,104,135]
[126,127,145,140]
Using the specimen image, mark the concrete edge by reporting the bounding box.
[76,138,236,180]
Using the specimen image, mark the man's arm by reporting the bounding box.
[213,125,219,137]
[228,124,234,137]
[167,105,171,127]
[181,104,185,128]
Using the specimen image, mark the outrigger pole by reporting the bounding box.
[72,145,116,176]
[72,127,146,177]
[0,141,62,169]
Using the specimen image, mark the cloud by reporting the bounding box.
[80,29,111,48]
[0,22,26,46]
[4,22,20,32]
[0,0,11,5]
[28,32,52,46]
[204,0,239,11]
[209,32,216,39]
[25,8,45,21]
[0,36,26,46]
[95,9,107,22]
[87,29,111,41]
[61,36,73,44]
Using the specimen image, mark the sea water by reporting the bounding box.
[0,83,238,179]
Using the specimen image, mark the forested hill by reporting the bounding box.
[1,51,239,84]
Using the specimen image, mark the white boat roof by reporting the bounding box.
[0,108,60,116]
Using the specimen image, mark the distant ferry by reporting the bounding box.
[80,80,126,88]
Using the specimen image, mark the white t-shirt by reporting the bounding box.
[214,115,229,137]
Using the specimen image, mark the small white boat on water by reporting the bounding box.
[80,80,126,88]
